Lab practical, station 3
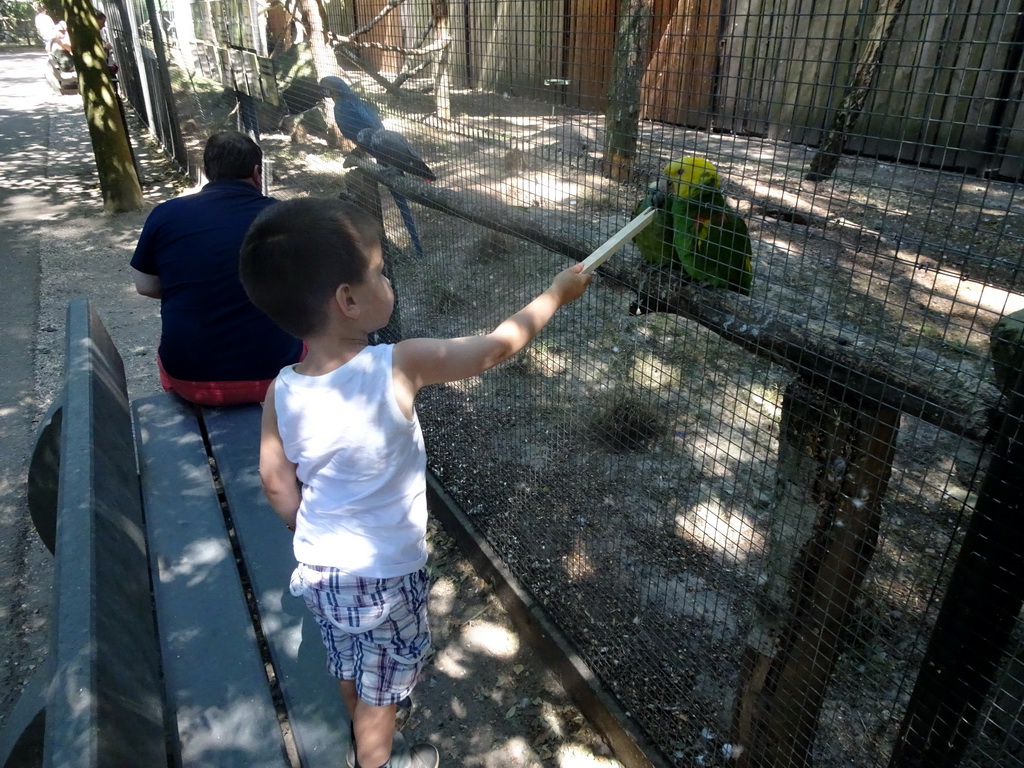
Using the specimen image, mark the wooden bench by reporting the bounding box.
[0,298,349,768]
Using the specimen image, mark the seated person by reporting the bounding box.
[131,131,303,406]
[50,20,71,53]
[46,20,74,75]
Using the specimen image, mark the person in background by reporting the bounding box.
[131,131,303,406]
[34,5,55,49]
[96,12,117,76]
[238,196,592,768]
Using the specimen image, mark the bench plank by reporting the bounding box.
[201,405,350,768]
[45,300,166,768]
[134,394,290,768]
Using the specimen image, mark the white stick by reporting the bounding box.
[579,207,657,275]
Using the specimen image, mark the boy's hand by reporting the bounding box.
[549,263,592,306]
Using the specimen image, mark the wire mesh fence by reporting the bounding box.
[103,0,1024,765]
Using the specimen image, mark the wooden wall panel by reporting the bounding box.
[354,0,1024,177]
[566,0,618,110]
[767,0,862,145]
[718,0,786,135]
[852,0,1023,173]
[353,0,404,74]
[640,0,721,128]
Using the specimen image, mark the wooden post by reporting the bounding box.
[343,167,403,343]
[432,0,451,121]
[888,309,1024,768]
[733,381,898,768]
[603,0,652,182]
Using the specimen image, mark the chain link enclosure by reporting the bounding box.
[106,0,1024,764]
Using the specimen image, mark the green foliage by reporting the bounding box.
[0,0,39,43]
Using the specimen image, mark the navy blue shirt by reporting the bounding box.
[131,180,302,382]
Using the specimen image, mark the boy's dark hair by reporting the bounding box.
[203,131,262,182]
[240,197,381,338]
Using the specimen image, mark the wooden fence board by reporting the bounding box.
[388,0,1023,177]
[529,0,565,93]
[566,0,618,110]
[446,0,470,88]
[851,0,1019,172]
[641,0,720,128]
[719,0,789,135]
[353,0,404,74]
[474,0,513,91]
[400,0,435,78]
[922,0,1015,170]
[770,0,862,146]
[466,0,496,88]
[850,1,937,162]
[999,64,1024,178]
[866,0,973,164]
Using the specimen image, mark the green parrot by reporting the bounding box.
[635,156,753,296]
[632,176,675,267]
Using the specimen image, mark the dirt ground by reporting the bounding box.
[0,50,626,768]
[223,75,1024,767]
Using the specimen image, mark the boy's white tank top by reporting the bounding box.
[274,344,428,578]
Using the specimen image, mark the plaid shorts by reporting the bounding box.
[290,564,431,706]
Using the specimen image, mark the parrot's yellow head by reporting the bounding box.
[663,157,720,198]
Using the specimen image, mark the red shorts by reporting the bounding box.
[157,356,273,406]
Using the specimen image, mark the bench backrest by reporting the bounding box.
[44,299,166,768]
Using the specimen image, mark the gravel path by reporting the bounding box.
[0,48,625,768]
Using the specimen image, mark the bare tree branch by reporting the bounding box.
[330,29,447,56]
[341,152,999,441]
[350,0,406,39]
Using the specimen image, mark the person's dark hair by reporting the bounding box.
[203,131,262,182]
[240,197,381,337]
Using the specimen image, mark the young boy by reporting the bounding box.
[239,197,592,768]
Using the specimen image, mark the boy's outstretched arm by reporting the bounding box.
[259,380,301,530]
[394,264,591,399]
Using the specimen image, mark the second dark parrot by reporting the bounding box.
[319,76,432,256]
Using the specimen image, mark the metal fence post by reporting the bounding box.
[889,309,1024,768]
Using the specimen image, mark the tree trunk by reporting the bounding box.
[299,0,342,146]
[805,0,907,182]
[60,0,142,212]
[604,0,652,182]
[733,382,898,768]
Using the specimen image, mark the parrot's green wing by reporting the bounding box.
[700,208,753,296]
[668,194,704,279]
[633,188,676,267]
[671,191,753,296]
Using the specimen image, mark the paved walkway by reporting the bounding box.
[0,46,183,731]
[0,47,86,728]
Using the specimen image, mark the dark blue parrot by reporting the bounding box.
[356,127,436,182]
[319,76,432,257]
